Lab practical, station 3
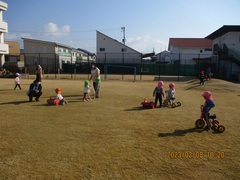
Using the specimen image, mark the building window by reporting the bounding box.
[100,48,105,51]
[43,47,46,53]
[204,48,212,51]
[121,48,127,52]
[31,47,35,53]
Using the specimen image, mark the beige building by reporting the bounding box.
[0,1,9,69]
[5,41,21,59]
[22,38,93,73]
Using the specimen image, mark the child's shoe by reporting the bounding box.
[204,126,210,131]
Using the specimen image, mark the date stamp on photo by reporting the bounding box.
[166,151,225,159]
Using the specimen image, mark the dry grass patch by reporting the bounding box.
[0,76,240,179]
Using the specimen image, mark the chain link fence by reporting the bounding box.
[2,52,240,82]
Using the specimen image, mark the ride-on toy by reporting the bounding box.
[47,98,60,105]
[141,99,155,109]
[195,106,225,133]
[163,98,181,108]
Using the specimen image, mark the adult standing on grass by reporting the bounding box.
[35,64,43,83]
[27,80,42,102]
[89,62,101,98]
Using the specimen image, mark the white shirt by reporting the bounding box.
[84,86,90,93]
[55,94,63,100]
[91,67,100,82]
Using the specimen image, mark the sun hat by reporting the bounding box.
[202,91,213,100]
[158,81,164,87]
[169,83,175,90]
[55,88,62,94]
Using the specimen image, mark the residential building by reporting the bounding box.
[168,38,213,64]
[151,50,171,63]
[205,25,240,80]
[96,31,142,64]
[0,1,9,68]
[22,38,91,73]
[76,48,96,63]
[4,41,24,72]
[5,41,21,61]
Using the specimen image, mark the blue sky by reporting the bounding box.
[4,0,240,53]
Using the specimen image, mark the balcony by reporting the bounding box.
[0,1,7,11]
[0,43,9,54]
[0,1,8,11]
[0,21,8,32]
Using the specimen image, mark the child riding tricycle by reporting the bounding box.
[195,91,225,133]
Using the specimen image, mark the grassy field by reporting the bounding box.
[0,75,240,179]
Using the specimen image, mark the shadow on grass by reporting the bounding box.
[185,79,198,84]
[0,100,31,105]
[185,83,201,90]
[62,94,81,98]
[31,103,50,107]
[158,127,205,137]
[125,106,154,111]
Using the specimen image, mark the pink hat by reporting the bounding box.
[158,81,164,87]
[169,83,175,90]
[202,91,213,100]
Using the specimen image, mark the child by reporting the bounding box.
[201,91,215,130]
[52,88,67,105]
[83,80,90,102]
[165,83,176,103]
[153,81,164,108]
[205,67,213,80]
[199,70,205,85]
[14,73,22,90]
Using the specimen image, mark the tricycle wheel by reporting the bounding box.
[172,103,176,108]
[218,125,225,133]
[177,102,181,107]
[195,119,205,129]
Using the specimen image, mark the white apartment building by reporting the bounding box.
[168,38,213,64]
[0,1,9,68]
[205,25,240,79]
[96,31,141,64]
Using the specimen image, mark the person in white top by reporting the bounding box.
[14,73,22,90]
[83,80,90,102]
[89,62,101,98]
[165,83,176,103]
[53,88,67,105]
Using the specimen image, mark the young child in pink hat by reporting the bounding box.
[201,91,215,130]
[165,83,176,103]
[153,81,165,108]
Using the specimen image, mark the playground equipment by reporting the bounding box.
[163,98,181,108]
[141,98,155,109]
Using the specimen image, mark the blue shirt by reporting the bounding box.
[203,99,215,114]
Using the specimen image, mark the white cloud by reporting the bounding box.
[126,35,167,53]
[42,22,70,38]
[5,32,32,41]
[5,22,71,48]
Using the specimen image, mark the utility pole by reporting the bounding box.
[121,27,126,44]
